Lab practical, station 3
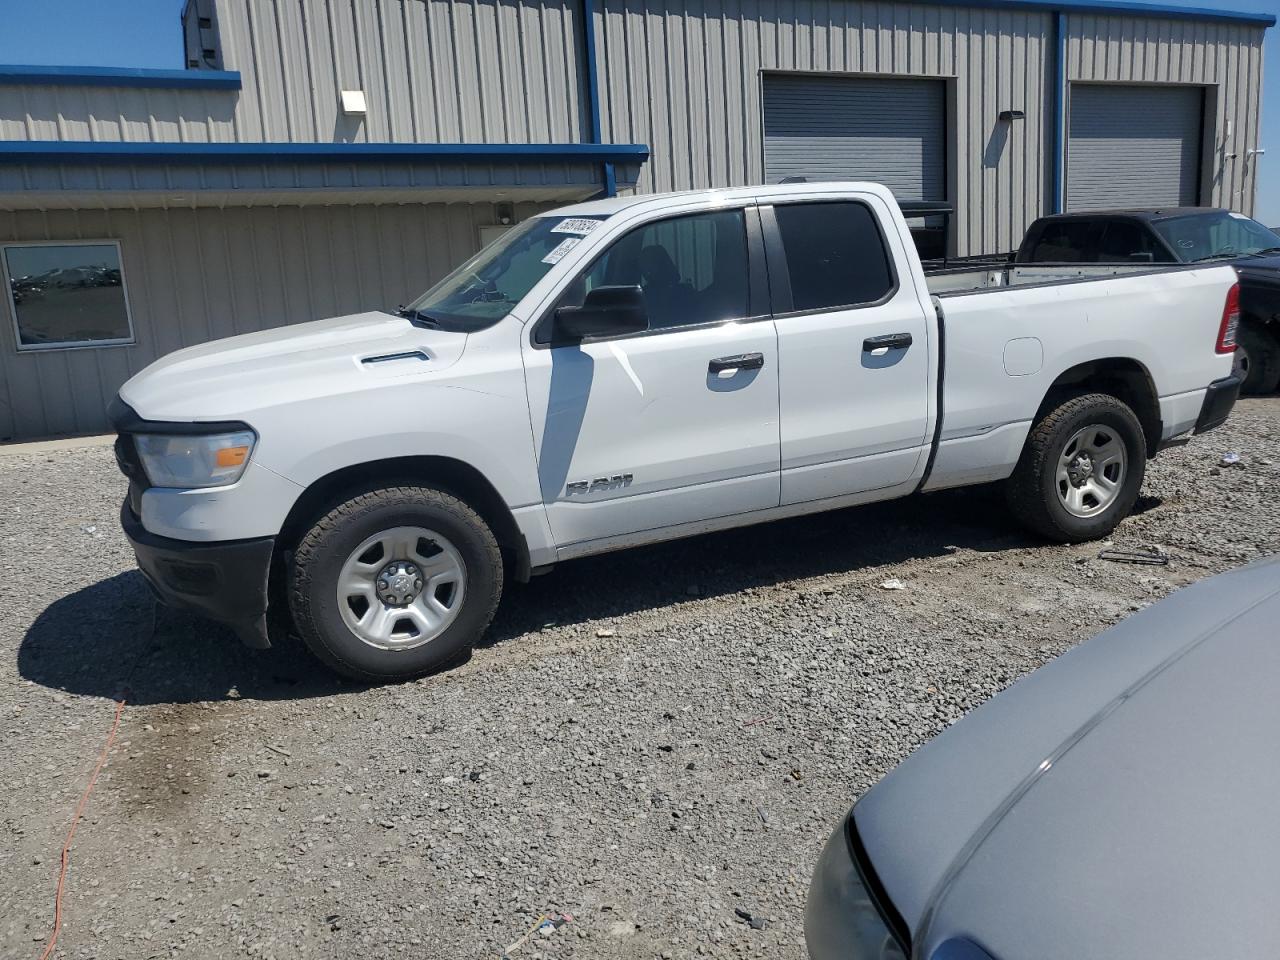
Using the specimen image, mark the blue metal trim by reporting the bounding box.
[581,0,603,144]
[898,0,1273,26]
[1052,11,1067,214]
[0,65,242,90]
[0,141,651,166]
[579,0,619,199]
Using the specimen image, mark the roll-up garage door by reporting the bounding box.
[1066,84,1203,211]
[762,75,946,201]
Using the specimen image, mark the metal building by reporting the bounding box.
[0,0,1272,440]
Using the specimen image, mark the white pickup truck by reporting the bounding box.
[110,182,1242,681]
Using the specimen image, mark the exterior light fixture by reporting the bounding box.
[998,109,1026,122]
[340,90,367,116]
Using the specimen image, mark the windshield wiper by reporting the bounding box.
[1188,253,1241,263]
[395,306,442,328]
[1250,246,1280,256]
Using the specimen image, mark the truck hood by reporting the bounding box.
[119,311,468,422]
[854,556,1280,959]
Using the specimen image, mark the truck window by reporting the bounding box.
[1096,221,1170,263]
[1026,221,1101,263]
[407,214,608,331]
[772,202,894,311]
[555,209,749,333]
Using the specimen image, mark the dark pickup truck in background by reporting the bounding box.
[1016,208,1280,395]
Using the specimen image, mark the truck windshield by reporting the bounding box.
[402,214,608,332]
[1151,211,1280,263]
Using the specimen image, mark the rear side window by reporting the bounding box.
[1026,220,1101,263]
[1095,221,1171,263]
[773,202,895,312]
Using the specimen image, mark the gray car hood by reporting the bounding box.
[855,556,1280,960]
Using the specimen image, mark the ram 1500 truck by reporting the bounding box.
[110,183,1242,681]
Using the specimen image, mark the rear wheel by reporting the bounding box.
[1234,321,1280,395]
[288,485,503,682]
[1006,392,1146,543]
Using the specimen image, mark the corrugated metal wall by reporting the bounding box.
[0,85,239,144]
[592,1,1266,254]
[0,201,552,440]
[0,0,588,147]
[216,0,588,144]
[593,0,1055,256]
[1064,15,1266,217]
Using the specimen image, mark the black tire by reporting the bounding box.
[1005,392,1146,543]
[288,485,503,682]
[1235,321,1280,396]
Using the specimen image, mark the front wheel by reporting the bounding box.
[288,485,503,682]
[1006,392,1146,543]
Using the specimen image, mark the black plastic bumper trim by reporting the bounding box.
[1194,375,1242,435]
[120,500,274,648]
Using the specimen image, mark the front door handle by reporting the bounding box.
[862,332,913,353]
[709,352,765,374]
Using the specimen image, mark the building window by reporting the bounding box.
[3,241,134,351]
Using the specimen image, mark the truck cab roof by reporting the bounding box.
[542,181,897,219]
[1035,207,1226,222]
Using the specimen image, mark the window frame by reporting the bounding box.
[530,204,770,349]
[3,239,136,353]
[759,199,901,318]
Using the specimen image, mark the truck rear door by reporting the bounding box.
[761,195,934,505]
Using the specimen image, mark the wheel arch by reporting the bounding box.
[275,456,532,582]
[1035,357,1161,457]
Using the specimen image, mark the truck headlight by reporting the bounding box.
[134,430,257,489]
[805,817,907,960]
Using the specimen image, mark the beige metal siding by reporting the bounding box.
[594,0,1055,257]
[1064,15,1267,216]
[0,85,239,144]
[0,201,551,440]
[215,0,589,144]
[0,0,588,148]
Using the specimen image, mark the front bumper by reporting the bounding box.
[1194,374,1242,434]
[120,500,275,648]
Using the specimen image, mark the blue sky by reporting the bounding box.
[0,0,1275,224]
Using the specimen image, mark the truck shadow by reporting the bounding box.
[18,571,352,705]
[19,483,1065,703]
[481,483,1042,648]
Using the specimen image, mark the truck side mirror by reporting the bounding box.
[553,285,648,341]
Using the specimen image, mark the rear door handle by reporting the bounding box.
[709,352,765,374]
[862,333,913,353]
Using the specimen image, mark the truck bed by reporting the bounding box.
[920,263,1238,492]
[925,262,1179,296]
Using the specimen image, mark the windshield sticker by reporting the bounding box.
[541,237,581,265]
[551,218,602,236]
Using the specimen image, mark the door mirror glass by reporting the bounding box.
[553,285,648,341]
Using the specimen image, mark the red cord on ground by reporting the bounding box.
[37,696,127,960]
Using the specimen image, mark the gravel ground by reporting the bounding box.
[2,398,1278,960]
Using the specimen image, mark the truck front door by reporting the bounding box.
[761,195,934,505]
[522,205,781,550]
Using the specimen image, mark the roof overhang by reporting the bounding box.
[0,141,649,167]
[0,141,649,211]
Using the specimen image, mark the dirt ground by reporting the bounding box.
[2,397,1277,960]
